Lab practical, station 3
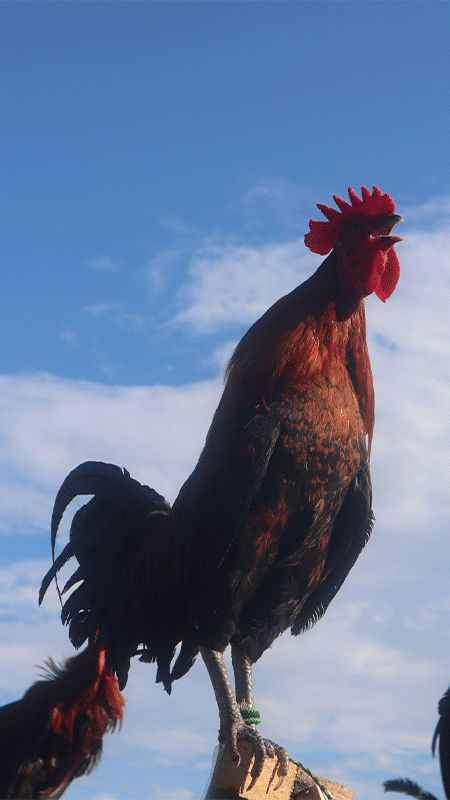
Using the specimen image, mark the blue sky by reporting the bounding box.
[0,3,449,800]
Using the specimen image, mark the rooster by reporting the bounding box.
[0,646,124,799]
[40,185,402,786]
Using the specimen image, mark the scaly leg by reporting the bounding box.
[200,646,268,787]
[231,644,289,789]
[232,643,255,709]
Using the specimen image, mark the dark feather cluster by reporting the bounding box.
[383,779,439,800]
[40,462,170,689]
[433,686,450,799]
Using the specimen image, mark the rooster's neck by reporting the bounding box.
[226,252,374,444]
[268,291,365,391]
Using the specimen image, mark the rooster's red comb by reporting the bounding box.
[305,186,396,255]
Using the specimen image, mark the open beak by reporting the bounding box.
[373,214,404,245]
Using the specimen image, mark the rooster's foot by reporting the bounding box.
[220,723,288,789]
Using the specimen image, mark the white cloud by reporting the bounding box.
[145,249,185,297]
[83,303,148,334]
[0,559,58,614]
[402,194,450,223]
[0,373,221,537]
[367,227,450,536]
[155,213,198,237]
[173,238,320,332]
[0,479,54,534]
[212,339,238,372]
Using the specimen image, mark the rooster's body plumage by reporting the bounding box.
[170,259,373,660]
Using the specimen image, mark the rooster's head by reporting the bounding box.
[305,185,403,301]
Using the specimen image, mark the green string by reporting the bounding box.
[293,760,335,800]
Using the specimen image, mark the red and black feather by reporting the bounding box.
[0,647,123,799]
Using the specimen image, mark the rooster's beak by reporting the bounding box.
[373,214,404,245]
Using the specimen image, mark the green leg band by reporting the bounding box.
[241,705,261,725]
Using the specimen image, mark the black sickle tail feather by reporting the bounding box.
[39,461,169,605]
[432,686,450,799]
[383,779,439,800]
[39,462,171,690]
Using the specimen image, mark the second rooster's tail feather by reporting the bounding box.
[433,686,450,800]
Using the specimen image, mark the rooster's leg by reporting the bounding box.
[200,646,269,787]
[231,644,255,710]
[231,644,289,788]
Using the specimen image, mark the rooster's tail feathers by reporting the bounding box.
[39,461,169,606]
[50,460,169,555]
[39,461,171,688]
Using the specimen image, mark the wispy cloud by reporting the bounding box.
[145,249,184,297]
[0,479,54,535]
[155,213,198,238]
[173,238,319,332]
[83,303,148,334]
[61,326,79,346]
[83,303,120,316]
[0,372,221,528]
[85,256,121,272]
[403,194,450,223]
[172,204,450,339]
[0,560,61,625]
[238,178,316,238]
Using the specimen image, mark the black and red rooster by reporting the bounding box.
[0,646,124,798]
[40,185,403,786]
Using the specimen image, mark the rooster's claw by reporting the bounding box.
[219,722,289,790]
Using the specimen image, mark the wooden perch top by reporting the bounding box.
[203,742,354,800]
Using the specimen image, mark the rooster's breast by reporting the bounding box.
[184,368,366,653]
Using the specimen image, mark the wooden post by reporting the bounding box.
[203,742,355,800]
